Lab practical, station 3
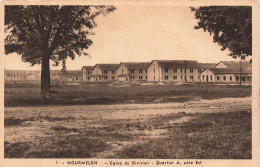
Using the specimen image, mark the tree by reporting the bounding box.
[190,6,252,60]
[5,5,116,99]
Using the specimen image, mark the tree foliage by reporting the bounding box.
[190,6,252,60]
[5,5,116,99]
[5,5,116,67]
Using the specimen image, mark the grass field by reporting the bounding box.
[5,96,251,158]
[4,81,251,106]
[4,81,252,158]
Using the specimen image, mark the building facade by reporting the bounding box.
[200,61,252,83]
[90,64,119,82]
[82,66,94,82]
[147,60,202,82]
[116,62,150,82]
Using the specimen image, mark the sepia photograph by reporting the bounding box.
[2,2,257,165]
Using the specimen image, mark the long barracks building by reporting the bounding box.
[82,60,252,84]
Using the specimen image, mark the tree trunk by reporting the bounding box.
[41,54,51,100]
[240,57,242,86]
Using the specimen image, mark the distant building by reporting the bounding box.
[50,70,63,81]
[26,74,39,80]
[91,64,119,82]
[116,62,150,82]
[200,61,252,83]
[147,60,201,82]
[4,70,40,81]
[60,71,82,82]
[82,66,95,82]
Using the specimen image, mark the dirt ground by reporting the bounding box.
[4,96,251,158]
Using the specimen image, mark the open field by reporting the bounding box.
[4,81,251,106]
[5,96,251,158]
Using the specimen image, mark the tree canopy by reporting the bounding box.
[5,5,116,99]
[190,6,252,60]
[5,5,116,67]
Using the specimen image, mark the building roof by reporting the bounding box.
[205,68,252,74]
[5,70,40,77]
[95,64,119,71]
[199,63,217,69]
[119,62,150,70]
[155,60,201,68]
[60,70,81,77]
[82,66,95,70]
[217,61,252,69]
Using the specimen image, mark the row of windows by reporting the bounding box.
[164,75,197,80]
[104,70,115,74]
[87,76,116,80]
[163,68,197,73]
[132,76,148,80]
[202,75,235,81]
[87,76,149,80]
[125,70,147,74]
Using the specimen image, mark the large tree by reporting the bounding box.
[5,5,116,99]
[190,6,252,60]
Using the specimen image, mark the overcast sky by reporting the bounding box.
[4,6,239,70]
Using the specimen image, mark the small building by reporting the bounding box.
[116,62,150,82]
[147,60,201,82]
[26,74,39,80]
[200,61,252,83]
[5,70,25,81]
[82,66,95,82]
[50,70,62,81]
[60,71,82,82]
[91,64,119,82]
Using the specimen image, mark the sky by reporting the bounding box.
[4,6,239,70]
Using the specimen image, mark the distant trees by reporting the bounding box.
[190,6,252,60]
[5,6,116,99]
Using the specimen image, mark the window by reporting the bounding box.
[165,68,168,73]
[122,70,123,74]
[133,76,135,79]
[236,76,239,81]
[223,76,226,81]
[181,75,182,79]
[203,75,205,81]
[230,76,232,81]
[154,69,155,73]
[112,71,115,74]
[173,69,177,73]
[139,70,142,73]
[145,76,147,79]
[104,70,107,74]
[88,71,91,74]
[173,76,177,80]
[181,69,183,73]
[190,75,194,80]
[165,76,168,80]
[139,76,143,80]
[104,76,108,80]
[217,76,220,81]
[210,75,212,81]
[112,76,115,80]
[190,68,193,73]
[146,70,147,73]
[154,76,155,81]
[130,69,134,73]
[87,77,90,80]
